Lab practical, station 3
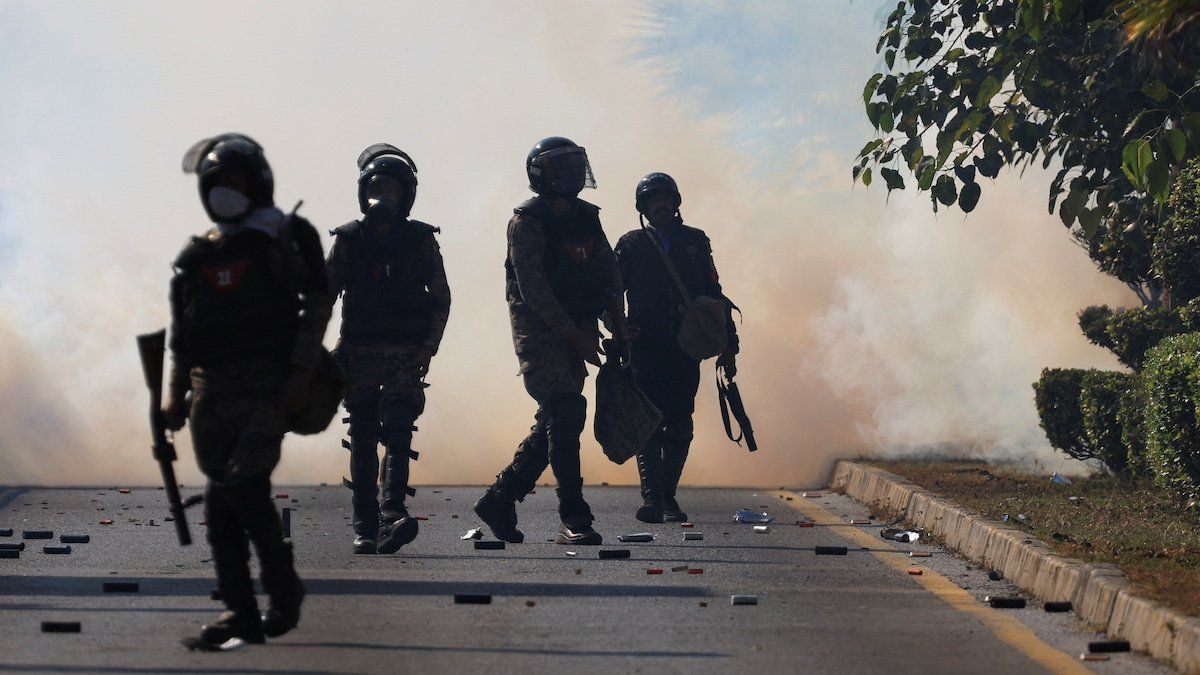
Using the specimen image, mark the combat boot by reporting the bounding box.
[661,439,690,523]
[635,436,665,524]
[555,479,601,545]
[197,608,265,645]
[353,534,377,554]
[474,485,523,543]
[378,450,419,554]
[474,428,549,544]
[262,579,305,638]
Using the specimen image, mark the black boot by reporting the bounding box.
[635,430,665,524]
[196,608,265,646]
[353,534,377,554]
[346,399,382,552]
[378,447,418,554]
[203,481,261,637]
[661,432,692,523]
[232,477,305,640]
[474,426,549,543]
[556,479,601,545]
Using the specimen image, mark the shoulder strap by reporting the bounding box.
[640,221,693,304]
[717,372,742,445]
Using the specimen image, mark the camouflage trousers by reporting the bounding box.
[334,343,428,415]
[188,358,287,482]
[334,343,429,531]
[518,343,587,406]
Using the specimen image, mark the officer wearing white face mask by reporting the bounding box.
[166,133,331,648]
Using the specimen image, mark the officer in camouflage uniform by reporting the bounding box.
[615,173,738,523]
[474,137,630,546]
[327,144,451,555]
[164,133,330,646]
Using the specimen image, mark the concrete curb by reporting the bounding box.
[829,460,1200,674]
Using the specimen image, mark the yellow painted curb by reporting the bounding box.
[828,460,1200,675]
[780,490,1088,675]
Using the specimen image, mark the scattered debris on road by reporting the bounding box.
[474,540,505,550]
[986,596,1026,609]
[618,533,654,543]
[815,546,847,556]
[684,532,704,541]
[461,528,483,540]
[598,549,631,559]
[60,535,90,544]
[41,621,81,633]
[454,593,492,604]
[103,581,139,593]
[1044,601,1072,613]
[753,525,770,533]
[731,595,758,605]
[734,509,772,524]
[1088,640,1131,653]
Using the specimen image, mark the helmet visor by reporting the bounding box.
[364,173,408,209]
[537,146,595,194]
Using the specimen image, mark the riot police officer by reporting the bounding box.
[327,144,451,554]
[166,133,330,646]
[614,172,738,523]
[473,137,630,545]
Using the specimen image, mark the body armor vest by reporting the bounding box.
[506,196,610,321]
[335,219,436,344]
[174,227,299,367]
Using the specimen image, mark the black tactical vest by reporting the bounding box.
[174,226,300,367]
[334,219,437,344]
[505,196,610,321]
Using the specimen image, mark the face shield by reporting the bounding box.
[534,146,595,195]
[364,173,408,212]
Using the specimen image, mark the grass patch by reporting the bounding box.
[869,460,1200,618]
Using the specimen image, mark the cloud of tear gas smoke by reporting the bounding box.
[0,1,1134,489]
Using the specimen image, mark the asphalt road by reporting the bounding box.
[0,484,1175,674]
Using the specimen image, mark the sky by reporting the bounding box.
[0,0,1135,489]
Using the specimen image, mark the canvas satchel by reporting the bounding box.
[642,226,729,360]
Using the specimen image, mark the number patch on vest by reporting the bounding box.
[560,241,594,265]
[199,259,250,291]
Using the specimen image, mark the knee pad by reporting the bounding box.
[546,394,587,436]
[662,415,694,447]
[379,401,419,449]
[344,401,381,443]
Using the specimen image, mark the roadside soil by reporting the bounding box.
[867,460,1200,618]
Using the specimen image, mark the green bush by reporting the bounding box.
[1105,306,1183,370]
[1118,379,1150,476]
[1078,305,1115,351]
[1153,158,1200,306]
[1143,333,1200,504]
[1080,370,1135,474]
[1034,368,1096,461]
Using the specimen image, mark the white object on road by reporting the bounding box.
[461,528,483,540]
[734,509,772,523]
[894,531,920,543]
[753,525,770,534]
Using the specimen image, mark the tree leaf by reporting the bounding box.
[1121,140,1152,189]
[1146,158,1170,204]
[959,181,981,212]
[974,76,1001,109]
[881,167,905,192]
[934,174,958,205]
[1141,80,1168,102]
[864,73,883,106]
[1163,129,1187,163]
[862,168,873,187]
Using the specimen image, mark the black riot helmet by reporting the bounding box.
[357,143,418,217]
[182,133,274,224]
[526,136,596,196]
[635,172,682,214]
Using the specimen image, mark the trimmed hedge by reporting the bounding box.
[1034,368,1096,461]
[1079,370,1135,474]
[1105,305,1184,370]
[1078,305,1115,351]
[1118,379,1150,476]
[1143,332,1200,504]
[1153,158,1200,306]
